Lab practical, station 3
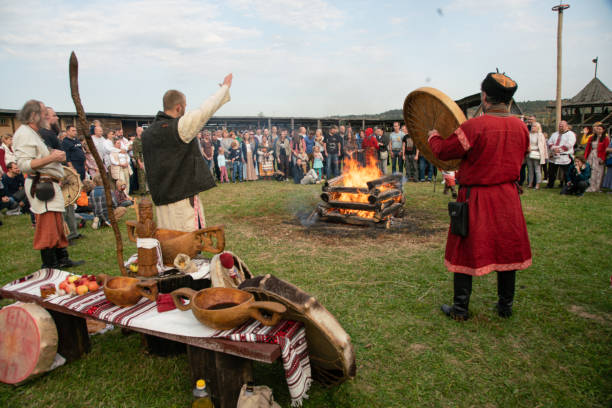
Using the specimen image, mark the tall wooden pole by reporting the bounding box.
[552,4,570,130]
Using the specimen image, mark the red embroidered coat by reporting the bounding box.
[428,113,532,276]
[584,135,610,162]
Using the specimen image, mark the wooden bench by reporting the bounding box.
[0,288,281,408]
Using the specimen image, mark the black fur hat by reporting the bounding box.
[481,71,517,103]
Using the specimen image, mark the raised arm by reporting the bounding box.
[178,74,232,143]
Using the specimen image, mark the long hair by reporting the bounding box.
[16,99,43,124]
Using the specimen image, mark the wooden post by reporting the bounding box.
[48,311,91,362]
[267,118,271,131]
[552,4,570,130]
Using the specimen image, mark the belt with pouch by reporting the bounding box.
[27,173,61,182]
[28,173,60,202]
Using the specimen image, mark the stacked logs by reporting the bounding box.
[317,174,405,227]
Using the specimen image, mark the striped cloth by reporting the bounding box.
[2,269,312,404]
[213,320,312,407]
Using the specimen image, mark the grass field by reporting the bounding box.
[1,180,611,408]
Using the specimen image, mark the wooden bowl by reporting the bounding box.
[98,274,158,307]
[170,287,286,330]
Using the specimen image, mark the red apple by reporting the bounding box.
[66,283,77,295]
[87,281,99,291]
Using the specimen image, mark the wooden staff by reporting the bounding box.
[69,51,126,276]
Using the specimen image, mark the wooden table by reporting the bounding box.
[0,288,281,408]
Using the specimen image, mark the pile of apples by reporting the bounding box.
[58,274,100,296]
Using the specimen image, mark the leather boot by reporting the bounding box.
[40,248,59,269]
[441,273,472,321]
[55,247,85,269]
[495,270,516,318]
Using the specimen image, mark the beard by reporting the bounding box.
[36,113,48,130]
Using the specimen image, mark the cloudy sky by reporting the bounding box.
[1,0,611,117]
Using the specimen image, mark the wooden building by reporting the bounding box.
[547,76,612,130]
[0,109,399,136]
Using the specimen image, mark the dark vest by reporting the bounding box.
[142,111,216,205]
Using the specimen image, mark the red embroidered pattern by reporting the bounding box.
[444,258,532,276]
[456,127,470,151]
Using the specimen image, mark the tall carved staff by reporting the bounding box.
[69,51,127,276]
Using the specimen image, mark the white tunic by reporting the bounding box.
[547,130,576,165]
[13,125,65,214]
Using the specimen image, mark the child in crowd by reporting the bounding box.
[297,147,309,174]
[257,145,275,180]
[113,180,134,207]
[217,147,229,183]
[74,180,95,227]
[313,145,324,180]
[442,170,457,198]
[294,158,319,184]
[89,175,127,229]
[228,140,243,183]
[315,133,325,155]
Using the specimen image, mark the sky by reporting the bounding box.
[1,0,611,117]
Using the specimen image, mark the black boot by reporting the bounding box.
[40,248,59,269]
[495,270,516,318]
[441,273,472,321]
[55,247,85,269]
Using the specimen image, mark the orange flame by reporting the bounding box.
[331,154,383,219]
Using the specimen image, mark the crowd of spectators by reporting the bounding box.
[519,116,611,197]
[194,122,441,185]
[1,114,610,228]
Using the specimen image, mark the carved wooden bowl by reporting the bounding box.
[98,274,158,307]
[170,287,286,330]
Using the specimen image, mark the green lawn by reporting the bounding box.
[1,180,611,407]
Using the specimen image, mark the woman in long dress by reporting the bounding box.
[585,122,610,193]
[241,132,258,181]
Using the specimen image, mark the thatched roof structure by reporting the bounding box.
[564,77,612,107]
[547,76,612,128]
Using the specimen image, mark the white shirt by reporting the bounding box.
[1,143,16,166]
[177,85,230,144]
[102,138,117,168]
[547,130,576,165]
[13,125,65,213]
[92,135,106,163]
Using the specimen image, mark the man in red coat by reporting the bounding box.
[428,72,532,320]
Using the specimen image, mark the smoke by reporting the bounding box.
[297,209,320,227]
[288,190,321,227]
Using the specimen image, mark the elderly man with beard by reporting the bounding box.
[13,100,84,269]
[142,73,232,231]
